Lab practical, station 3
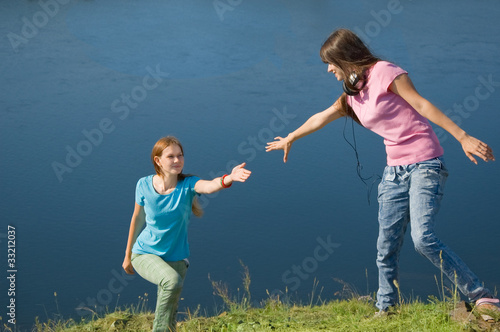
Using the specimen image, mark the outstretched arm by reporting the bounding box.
[265,97,344,163]
[390,74,495,164]
[194,162,252,195]
[122,203,146,275]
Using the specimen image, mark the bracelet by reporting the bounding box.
[221,174,232,188]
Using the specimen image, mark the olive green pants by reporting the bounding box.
[131,253,188,332]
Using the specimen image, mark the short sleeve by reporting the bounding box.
[135,178,145,206]
[185,176,201,196]
[373,62,408,92]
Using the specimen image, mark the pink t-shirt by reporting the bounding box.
[347,61,443,166]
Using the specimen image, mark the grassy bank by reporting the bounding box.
[24,297,500,332]
[6,263,499,332]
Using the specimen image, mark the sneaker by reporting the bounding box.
[475,298,500,322]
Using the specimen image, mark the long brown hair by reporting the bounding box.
[151,136,203,217]
[320,28,380,125]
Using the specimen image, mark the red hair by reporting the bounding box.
[151,136,203,217]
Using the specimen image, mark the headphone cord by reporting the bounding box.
[342,114,381,205]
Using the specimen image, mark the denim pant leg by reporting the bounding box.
[376,165,411,311]
[131,253,188,332]
[408,157,491,302]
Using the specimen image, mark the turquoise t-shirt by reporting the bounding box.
[132,175,200,261]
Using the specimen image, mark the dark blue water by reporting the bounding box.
[1,1,499,330]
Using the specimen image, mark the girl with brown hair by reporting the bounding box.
[266,28,498,319]
[122,136,251,331]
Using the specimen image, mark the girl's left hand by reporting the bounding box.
[122,256,135,275]
[230,162,252,182]
[461,134,495,164]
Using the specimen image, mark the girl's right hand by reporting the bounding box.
[460,133,495,164]
[266,135,293,163]
[122,256,135,275]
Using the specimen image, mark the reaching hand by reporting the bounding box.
[461,134,495,164]
[266,136,293,163]
[230,162,252,182]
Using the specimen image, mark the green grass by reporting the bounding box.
[3,262,498,332]
[177,297,459,332]
[11,296,493,332]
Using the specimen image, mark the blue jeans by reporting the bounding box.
[376,157,491,311]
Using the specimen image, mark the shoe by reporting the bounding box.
[475,298,500,322]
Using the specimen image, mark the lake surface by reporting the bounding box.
[1,0,499,330]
